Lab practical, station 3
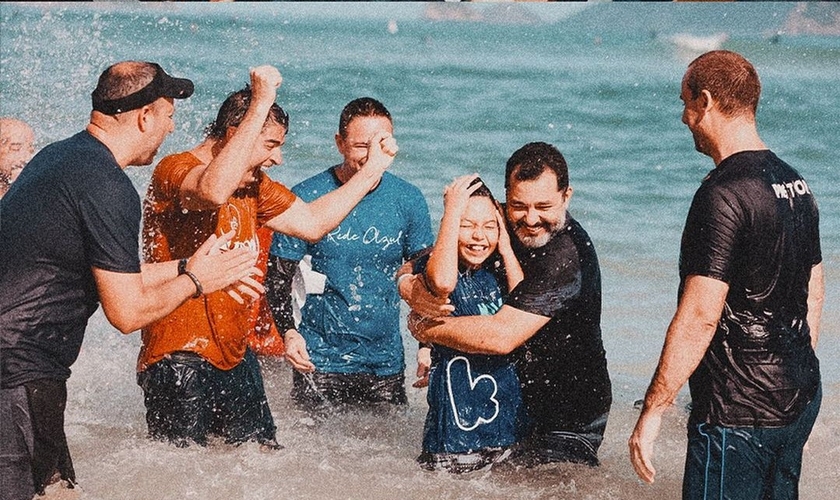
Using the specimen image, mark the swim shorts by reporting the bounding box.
[137,349,278,448]
[0,379,76,500]
[291,371,407,411]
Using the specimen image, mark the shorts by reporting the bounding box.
[0,380,76,500]
[137,349,277,447]
[291,370,407,412]
[683,384,822,500]
[510,412,608,467]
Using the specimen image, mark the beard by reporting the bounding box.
[513,218,564,248]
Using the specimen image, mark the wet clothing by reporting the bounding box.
[415,256,526,458]
[505,214,612,458]
[138,151,295,446]
[290,371,407,411]
[680,150,822,499]
[138,151,296,372]
[0,380,77,500]
[269,167,433,377]
[0,131,140,498]
[681,150,821,429]
[137,350,276,447]
[683,385,821,500]
[512,412,608,467]
[1,131,141,388]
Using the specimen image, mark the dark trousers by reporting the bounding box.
[683,384,822,500]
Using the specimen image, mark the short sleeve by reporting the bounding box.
[257,174,297,225]
[80,168,142,273]
[680,183,742,283]
[402,185,434,260]
[506,240,581,319]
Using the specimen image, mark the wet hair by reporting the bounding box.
[504,142,569,192]
[205,85,289,140]
[685,50,761,117]
[92,61,157,101]
[468,176,496,201]
[338,97,392,138]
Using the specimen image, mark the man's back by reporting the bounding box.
[681,149,821,427]
[0,131,141,387]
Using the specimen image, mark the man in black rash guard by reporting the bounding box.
[629,50,824,499]
[403,142,612,467]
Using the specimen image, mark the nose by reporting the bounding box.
[524,207,541,226]
[268,147,283,167]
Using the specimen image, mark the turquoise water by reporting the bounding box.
[2,3,839,499]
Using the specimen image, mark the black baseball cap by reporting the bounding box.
[91,62,194,115]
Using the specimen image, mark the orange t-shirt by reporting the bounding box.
[138,152,296,371]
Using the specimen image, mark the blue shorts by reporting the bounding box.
[683,384,821,500]
[137,349,277,447]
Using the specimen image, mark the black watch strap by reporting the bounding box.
[178,258,188,276]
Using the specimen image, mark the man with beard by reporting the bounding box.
[404,142,612,467]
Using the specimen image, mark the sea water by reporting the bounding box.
[1,2,838,499]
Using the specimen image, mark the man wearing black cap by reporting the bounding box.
[0,61,261,500]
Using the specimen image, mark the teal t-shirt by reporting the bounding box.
[270,168,433,376]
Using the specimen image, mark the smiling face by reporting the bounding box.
[335,115,393,174]
[458,196,500,269]
[233,119,286,189]
[505,169,571,249]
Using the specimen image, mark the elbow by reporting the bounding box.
[107,315,142,335]
[195,187,228,208]
[426,278,456,298]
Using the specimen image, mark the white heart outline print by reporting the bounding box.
[446,356,500,431]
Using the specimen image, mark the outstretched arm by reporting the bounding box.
[264,131,397,242]
[94,232,259,334]
[628,274,727,484]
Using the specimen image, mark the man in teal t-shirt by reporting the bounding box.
[266,97,433,410]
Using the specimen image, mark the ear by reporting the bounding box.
[700,89,715,114]
[334,132,344,154]
[562,185,574,207]
[136,106,153,133]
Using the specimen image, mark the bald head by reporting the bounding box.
[0,117,35,190]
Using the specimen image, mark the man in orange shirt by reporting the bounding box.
[138,65,398,448]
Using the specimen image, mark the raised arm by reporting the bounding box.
[179,66,283,210]
[264,130,397,242]
[494,204,523,291]
[628,274,728,484]
[425,174,483,296]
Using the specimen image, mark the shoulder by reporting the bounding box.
[292,168,339,198]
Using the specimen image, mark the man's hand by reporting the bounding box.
[413,346,431,388]
[250,65,282,107]
[398,274,454,318]
[284,329,315,373]
[360,130,398,177]
[186,231,261,297]
[628,406,664,484]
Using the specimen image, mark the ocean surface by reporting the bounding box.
[1,2,838,499]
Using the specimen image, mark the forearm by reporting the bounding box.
[499,249,523,291]
[265,254,299,333]
[195,103,273,205]
[299,172,382,240]
[96,271,198,334]
[807,262,824,348]
[425,212,461,296]
[140,260,180,288]
[419,315,510,355]
[641,276,726,414]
